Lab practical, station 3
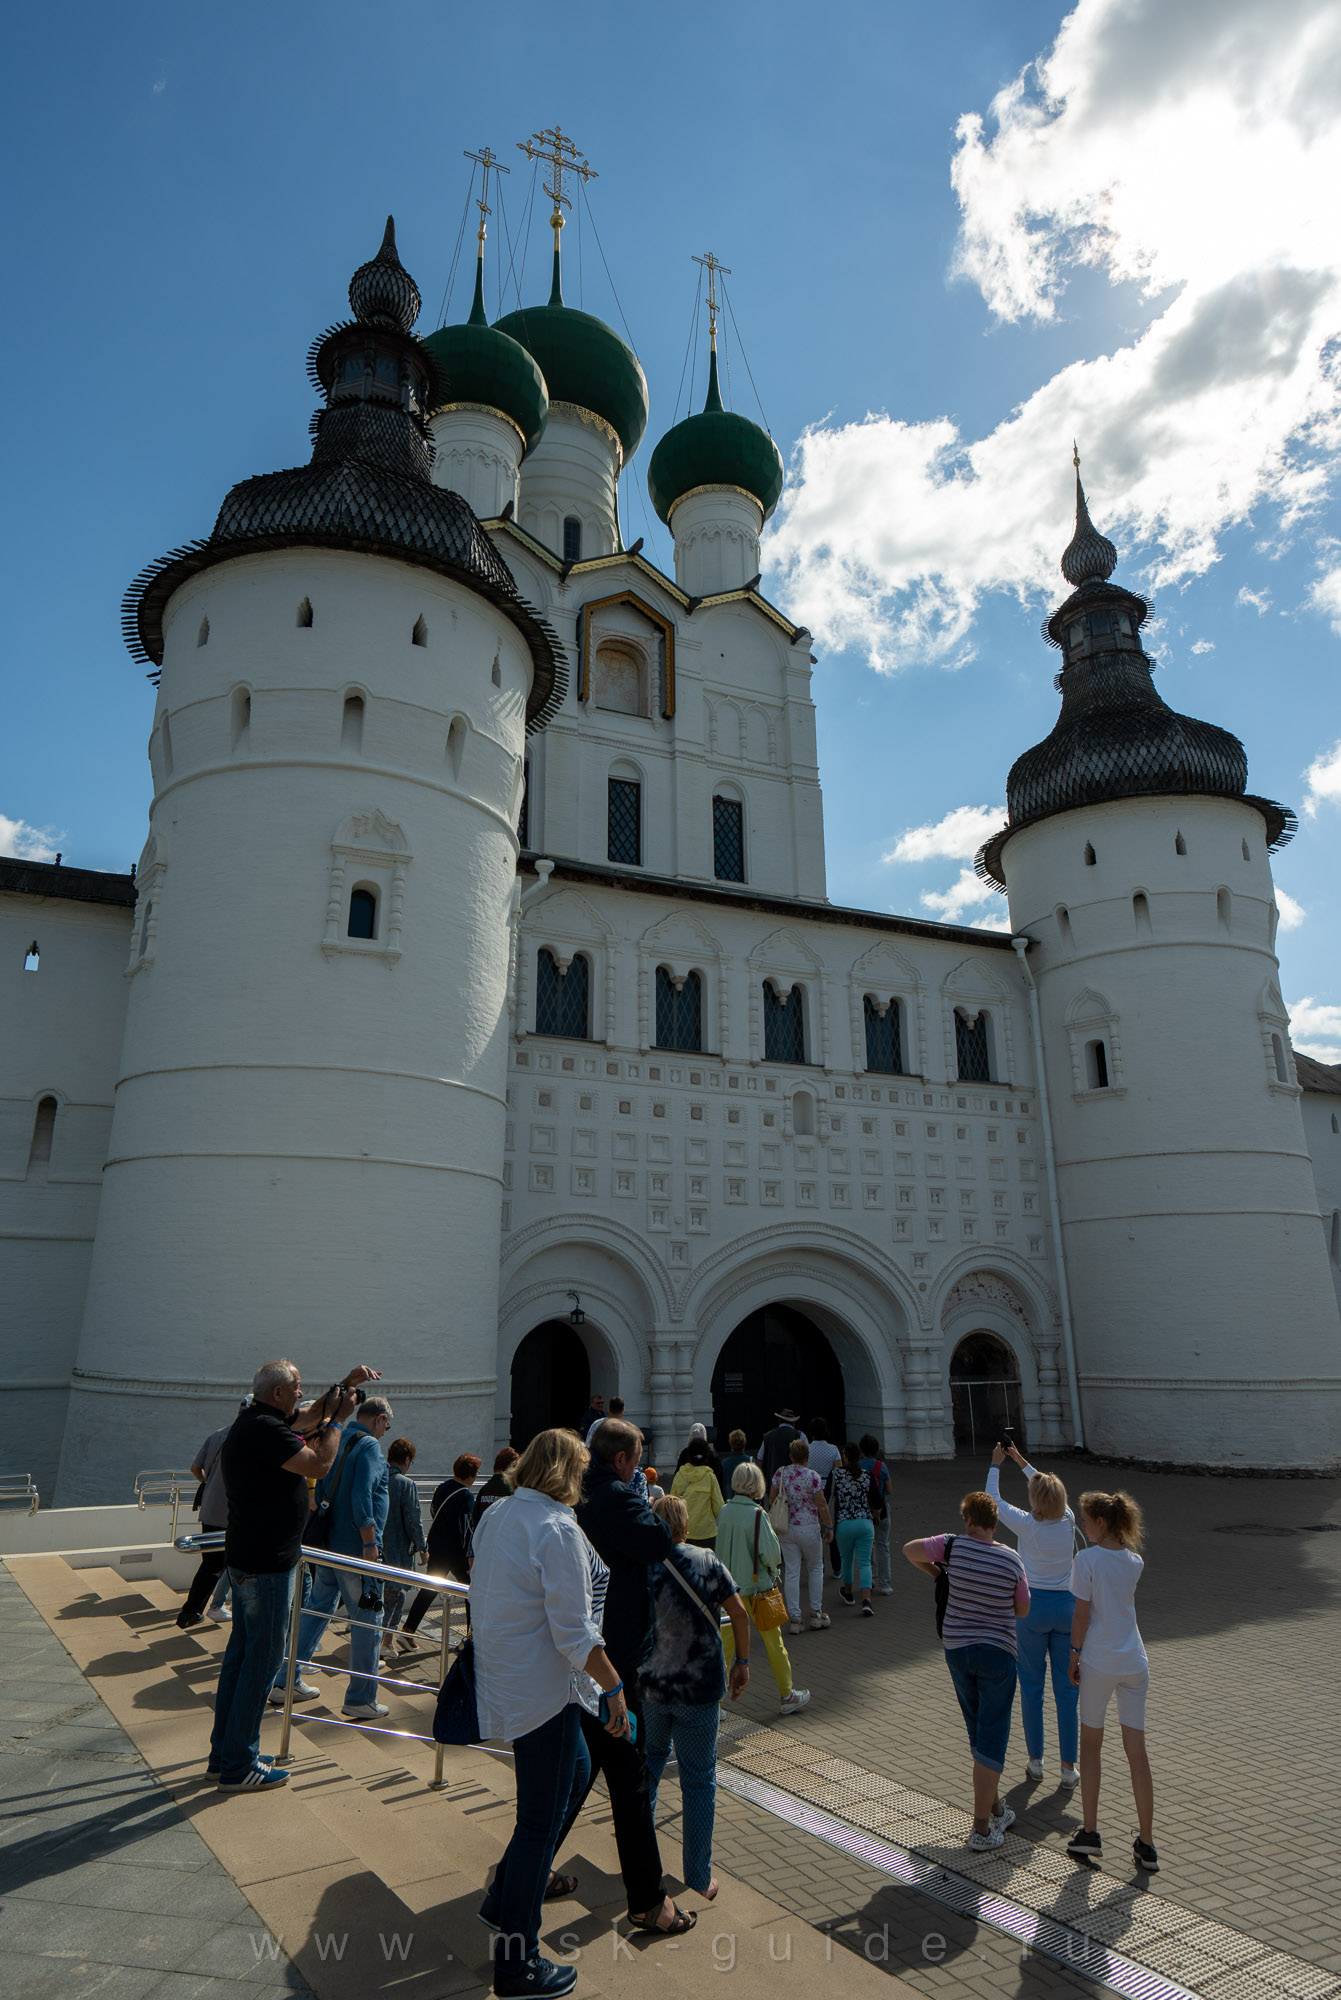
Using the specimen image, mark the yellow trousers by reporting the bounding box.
[723,1610,792,1698]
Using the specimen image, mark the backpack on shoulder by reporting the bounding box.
[933,1534,957,1638]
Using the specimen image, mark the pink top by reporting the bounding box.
[772,1463,823,1530]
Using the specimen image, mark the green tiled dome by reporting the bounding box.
[423,260,549,458]
[647,353,783,527]
[495,252,648,460]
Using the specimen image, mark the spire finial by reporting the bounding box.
[463,145,509,327]
[692,251,731,414]
[1061,449,1118,586]
[349,215,421,331]
[517,123,597,259]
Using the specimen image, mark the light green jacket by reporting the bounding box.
[714,1493,782,1592]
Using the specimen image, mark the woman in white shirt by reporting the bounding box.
[986,1443,1079,1788]
[471,1429,629,2000]
[1065,1489,1157,1876]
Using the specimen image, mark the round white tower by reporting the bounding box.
[56,221,565,1502]
[979,471,1341,1469]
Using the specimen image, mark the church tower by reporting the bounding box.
[978,466,1341,1468]
[56,222,564,1501]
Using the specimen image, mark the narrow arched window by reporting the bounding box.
[1332,1112,1339,1135]
[23,940,39,972]
[1217,887,1231,934]
[535,949,589,1039]
[563,517,582,563]
[297,597,314,627]
[763,983,806,1063]
[232,687,251,749]
[1133,891,1151,934]
[1085,1039,1110,1090]
[1242,838,1251,862]
[491,652,502,687]
[412,616,428,647]
[1084,842,1096,866]
[864,995,904,1074]
[655,967,703,1052]
[517,759,530,847]
[447,715,467,779]
[27,1096,57,1177]
[341,694,364,752]
[347,888,377,940]
[1057,905,1074,948]
[792,1088,815,1136]
[1175,831,1187,856]
[608,778,641,866]
[197,615,209,647]
[713,795,745,882]
[955,1008,991,1083]
[1271,1032,1288,1085]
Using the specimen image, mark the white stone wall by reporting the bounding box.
[0,891,131,1500]
[515,407,621,558]
[428,406,524,519]
[671,487,764,597]
[1301,1084,1341,1321]
[55,548,534,1502]
[1004,792,1341,1468]
[502,873,1069,1461]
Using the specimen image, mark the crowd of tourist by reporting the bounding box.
[186,1370,1158,1993]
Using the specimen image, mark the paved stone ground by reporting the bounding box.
[0,1569,311,2000]
[690,1452,1341,1992]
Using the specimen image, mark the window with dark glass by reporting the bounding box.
[863,995,904,1074]
[713,795,745,882]
[517,760,529,847]
[535,948,590,1039]
[763,982,806,1063]
[347,888,377,940]
[655,967,702,1052]
[955,1009,991,1083]
[608,778,641,865]
[563,517,582,563]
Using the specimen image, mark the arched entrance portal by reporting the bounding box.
[711,1305,846,1453]
[509,1321,591,1449]
[949,1331,1025,1456]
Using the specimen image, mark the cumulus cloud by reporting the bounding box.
[0,814,60,863]
[1308,567,1341,630]
[765,0,1341,669]
[1275,888,1307,930]
[1190,638,1215,654]
[882,802,1005,865]
[917,868,1013,930]
[1288,995,1341,1063]
[1237,585,1273,614]
[1303,736,1341,813]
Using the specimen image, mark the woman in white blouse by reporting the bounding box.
[471,1429,628,2000]
[986,1442,1079,1789]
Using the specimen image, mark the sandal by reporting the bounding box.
[628,1900,697,1935]
[543,1872,579,1900]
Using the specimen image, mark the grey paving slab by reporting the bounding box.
[2,1951,167,2000]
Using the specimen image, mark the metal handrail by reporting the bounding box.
[0,1473,39,1516]
[137,1476,192,1543]
[135,1468,194,1496]
[177,1533,468,1787]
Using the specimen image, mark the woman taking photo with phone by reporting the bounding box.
[986,1442,1079,1789]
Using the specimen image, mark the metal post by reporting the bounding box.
[274,1563,306,1764]
[431,1591,450,1788]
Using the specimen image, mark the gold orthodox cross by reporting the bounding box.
[692,250,731,348]
[463,144,509,249]
[517,125,597,246]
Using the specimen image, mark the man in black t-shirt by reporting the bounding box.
[208,1357,377,1790]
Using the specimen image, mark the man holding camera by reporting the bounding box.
[270,1393,394,1720]
[209,1359,379,1791]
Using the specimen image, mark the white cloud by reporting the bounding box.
[1276,888,1307,930]
[1237,586,1272,614]
[0,815,60,863]
[916,867,1013,931]
[1303,736,1341,813]
[1190,638,1215,655]
[765,0,1341,670]
[1288,995,1341,1063]
[1307,567,1341,631]
[883,802,1005,865]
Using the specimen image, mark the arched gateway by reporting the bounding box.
[949,1330,1025,1456]
[510,1320,591,1448]
[710,1305,847,1452]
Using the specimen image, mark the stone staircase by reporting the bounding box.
[8,1557,908,2000]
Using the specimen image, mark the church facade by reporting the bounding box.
[4,206,1340,1505]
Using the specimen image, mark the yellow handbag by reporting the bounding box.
[747,1510,789,1631]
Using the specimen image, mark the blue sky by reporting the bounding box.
[3,0,1339,1052]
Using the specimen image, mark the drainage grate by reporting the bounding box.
[1213,1523,1296,1536]
[718,1762,1206,2000]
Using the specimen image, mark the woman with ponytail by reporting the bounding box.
[1066,1491,1157,1874]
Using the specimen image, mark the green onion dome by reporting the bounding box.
[422,259,549,459]
[494,250,648,461]
[646,352,784,527]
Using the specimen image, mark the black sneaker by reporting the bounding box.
[838,1586,855,1606]
[1067,1827,1103,1862]
[1133,1838,1160,1873]
[493,1955,577,1998]
[861,1602,875,1617]
[176,1608,202,1629]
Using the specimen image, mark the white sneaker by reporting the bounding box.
[267,1680,319,1706]
[779,1689,811,1716]
[206,1605,232,1624]
[1026,1757,1045,1780]
[877,1586,895,1596]
[967,1825,1004,1851]
[809,1613,830,1630]
[1059,1766,1080,1790]
[342,1700,389,1719]
[788,1619,804,1635]
[990,1803,1016,1832]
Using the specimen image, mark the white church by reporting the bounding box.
[4,187,1341,1506]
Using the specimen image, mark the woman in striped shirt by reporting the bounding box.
[904,1490,1030,1851]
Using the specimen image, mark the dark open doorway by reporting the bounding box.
[710,1304,846,1452]
[509,1320,591,1448]
[949,1330,1025,1456]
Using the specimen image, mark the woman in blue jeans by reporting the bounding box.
[471,1429,629,2000]
[987,1442,1080,1788]
[905,1488,1030,1851]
